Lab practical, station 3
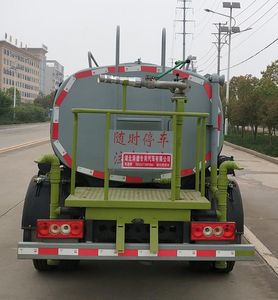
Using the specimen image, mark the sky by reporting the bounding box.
[0,0,277,79]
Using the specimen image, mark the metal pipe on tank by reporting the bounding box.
[98,75,187,91]
[210,74,220,192]
[116,25,120,67]
[161,28,166,72]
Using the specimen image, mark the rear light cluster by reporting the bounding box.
[37,219,84,239]
[191,222,236,241]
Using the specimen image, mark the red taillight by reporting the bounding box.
[37,219,84,239]
[191,222,235,241]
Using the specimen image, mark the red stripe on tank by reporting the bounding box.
[205,151,212,161]
[181,169,193,176]
[52,123,59,140]
[93,170,105,179]
[141,66,157,73]
[63,153,72,168]
[108,66,116,73]
[218,114,221,131]
[75,70,92,79]
[126,176,143,183]
[118,66,126,73]
[172,70,190,78]
[204,83,212,100]
[55,90,68,106]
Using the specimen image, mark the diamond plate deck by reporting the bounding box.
[65,187,210,209]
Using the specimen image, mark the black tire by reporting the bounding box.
[33,259,58,272]
[227,179,244,242]
[212,261,235,273]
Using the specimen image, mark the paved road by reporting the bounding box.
[222,144,278,259]
[0,125,277,299]
[0,122,49,149]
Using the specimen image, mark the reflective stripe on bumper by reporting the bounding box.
[18,242,255,261]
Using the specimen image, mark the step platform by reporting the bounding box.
[65,187,210,210]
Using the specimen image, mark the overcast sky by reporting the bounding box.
[1,0,277,79]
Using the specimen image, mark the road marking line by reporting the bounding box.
[244,225,278,275]
[0,138,49,154]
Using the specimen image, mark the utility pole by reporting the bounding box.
[175,0,194,63]
[212,22,227,75]
[223,2,240,135]
[10,65,18,120]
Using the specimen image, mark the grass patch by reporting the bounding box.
[225,132,278,157]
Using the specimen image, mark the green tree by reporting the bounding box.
[34,91,56,109]
[261,60,278,85]
[5,87,21,105]
[15,104,46,123]
[228,75,260,139]
[257,78,278,144]
[0,90,12,117]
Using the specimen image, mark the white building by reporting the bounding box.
[45,60,64,94]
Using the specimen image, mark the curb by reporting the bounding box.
[224,141,278,165]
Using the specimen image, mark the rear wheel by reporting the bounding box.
[33,259,58,272]
[212,261,235,273]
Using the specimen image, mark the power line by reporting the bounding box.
[199,56,218,72]
[222,7,278,57]
[197,45,215,61]
[220,36,278,71]
[235,0,257,18]
[238,0,271,26]
[248,2,278,28]
[191,0,220,40]
[198,50,218,69]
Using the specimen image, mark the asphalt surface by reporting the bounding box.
[0,122,49,148]
[0,124,277,299]
[222,144,278,259]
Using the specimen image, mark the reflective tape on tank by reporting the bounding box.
[92,68,109,75]
[53,140,72,167]
[51,107,60,140]
[53,140,67,156]
[77,166,143,183]
[52,107,60,123]
[64,76,76,92]
[218,107,221,147]
[188,75,204,85]
[125,65,141,72]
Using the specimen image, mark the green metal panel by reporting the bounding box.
[84,208,191,222]
[236,249,255,257]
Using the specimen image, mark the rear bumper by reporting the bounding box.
[18,242,255,261]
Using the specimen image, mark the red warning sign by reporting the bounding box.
[122,152,172,169]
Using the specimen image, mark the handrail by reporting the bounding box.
[72,108,208,118]
[70,108,208,200]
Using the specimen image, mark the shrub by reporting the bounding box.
[14,104,46,123]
